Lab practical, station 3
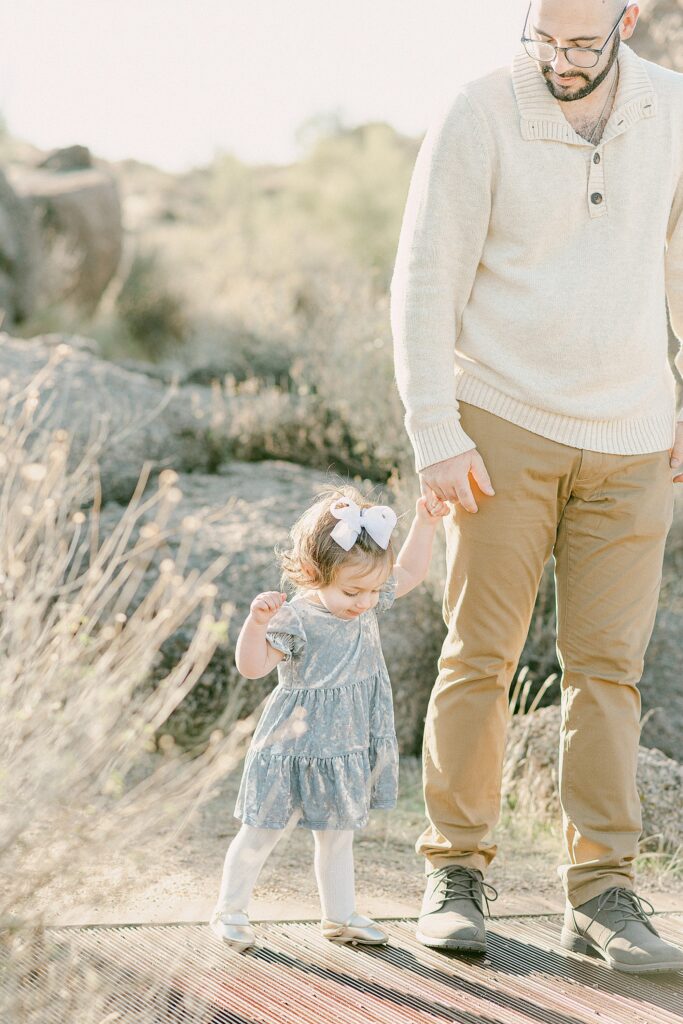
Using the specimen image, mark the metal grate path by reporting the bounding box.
[4,913,683,1023]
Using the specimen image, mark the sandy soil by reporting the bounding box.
[21,754,683,928]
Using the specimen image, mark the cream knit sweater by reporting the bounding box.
[390,42,683,473]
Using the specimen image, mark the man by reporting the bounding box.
[390,0,683,973]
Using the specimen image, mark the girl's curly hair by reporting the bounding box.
[276,482,399,592]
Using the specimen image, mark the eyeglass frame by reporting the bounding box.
[520,1,630,69]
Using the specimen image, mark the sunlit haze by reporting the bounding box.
[0,0,522,170]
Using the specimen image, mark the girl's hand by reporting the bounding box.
[249,591,287,626]
[416,494,450,525]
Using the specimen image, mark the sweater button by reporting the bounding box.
[590,192,603,204]
[593,152,601,164]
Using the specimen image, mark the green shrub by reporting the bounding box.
[116,248,187,358]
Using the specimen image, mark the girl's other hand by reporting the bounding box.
[416,494,450,525]
[249,591,287,625]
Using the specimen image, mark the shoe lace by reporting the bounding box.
[588,887,656,937]
[432,865,499,918]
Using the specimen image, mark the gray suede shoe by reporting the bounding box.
[415,865,498,952]
[561,887,683,973]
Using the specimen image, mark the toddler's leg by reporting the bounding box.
[215,823,288,914]
[313,829,355,922]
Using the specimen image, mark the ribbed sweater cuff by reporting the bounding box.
[456,373,676,454]
[409,417,477,473]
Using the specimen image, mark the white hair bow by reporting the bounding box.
[329,497,397,551]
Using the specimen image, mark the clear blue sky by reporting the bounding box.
[0,1,521,170]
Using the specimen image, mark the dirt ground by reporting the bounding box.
[23,753,683,928]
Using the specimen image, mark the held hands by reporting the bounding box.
[249,590,287,626]
[416,494,450,525]
[419,448,495,515]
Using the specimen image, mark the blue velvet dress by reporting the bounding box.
[233,573,399,830]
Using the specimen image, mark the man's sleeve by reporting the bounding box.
[667,170,683,422]
[390,91,493,474]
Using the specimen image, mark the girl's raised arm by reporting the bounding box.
[392,496,449,599]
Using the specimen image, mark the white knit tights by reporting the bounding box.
[313,828,355,922]
[215,822,356,922]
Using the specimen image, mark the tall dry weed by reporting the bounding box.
[0,344,257,1019]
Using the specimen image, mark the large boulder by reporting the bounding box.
[502,705,683,852]
[0,333,216,503]
[37,145,93,173]
[94,459,444,754]
[8,147,123,314]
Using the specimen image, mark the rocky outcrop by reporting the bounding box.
[37,145,93,173]
[8,147,123,314]
[0,333,216,503]
[0,333,398,504]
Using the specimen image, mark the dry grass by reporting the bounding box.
[0,348,268,1019]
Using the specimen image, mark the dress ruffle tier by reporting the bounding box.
[234,730,399,829]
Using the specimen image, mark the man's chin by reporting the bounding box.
[542,73,591,102]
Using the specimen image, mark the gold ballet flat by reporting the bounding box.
[321,911,388,945]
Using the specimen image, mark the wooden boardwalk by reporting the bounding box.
[7,913,683,1023]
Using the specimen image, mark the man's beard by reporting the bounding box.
[540,34,620,102]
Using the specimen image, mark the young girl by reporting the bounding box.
[209,483,448,950]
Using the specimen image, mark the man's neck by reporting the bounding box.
[556,60,620,142]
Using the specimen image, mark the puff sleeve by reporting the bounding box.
[375,572,398,614]
[265,601,307,662]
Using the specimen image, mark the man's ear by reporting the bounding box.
[621,3,639,41]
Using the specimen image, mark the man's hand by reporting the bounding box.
[419,449,495,514]
[672,422,683,484]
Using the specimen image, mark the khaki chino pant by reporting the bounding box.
[416,401,675,907]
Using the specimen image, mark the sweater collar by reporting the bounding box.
[511,40,656,145]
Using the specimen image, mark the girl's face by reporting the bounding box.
[309,560,392,619]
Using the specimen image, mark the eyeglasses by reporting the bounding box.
[521,2,629,69]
